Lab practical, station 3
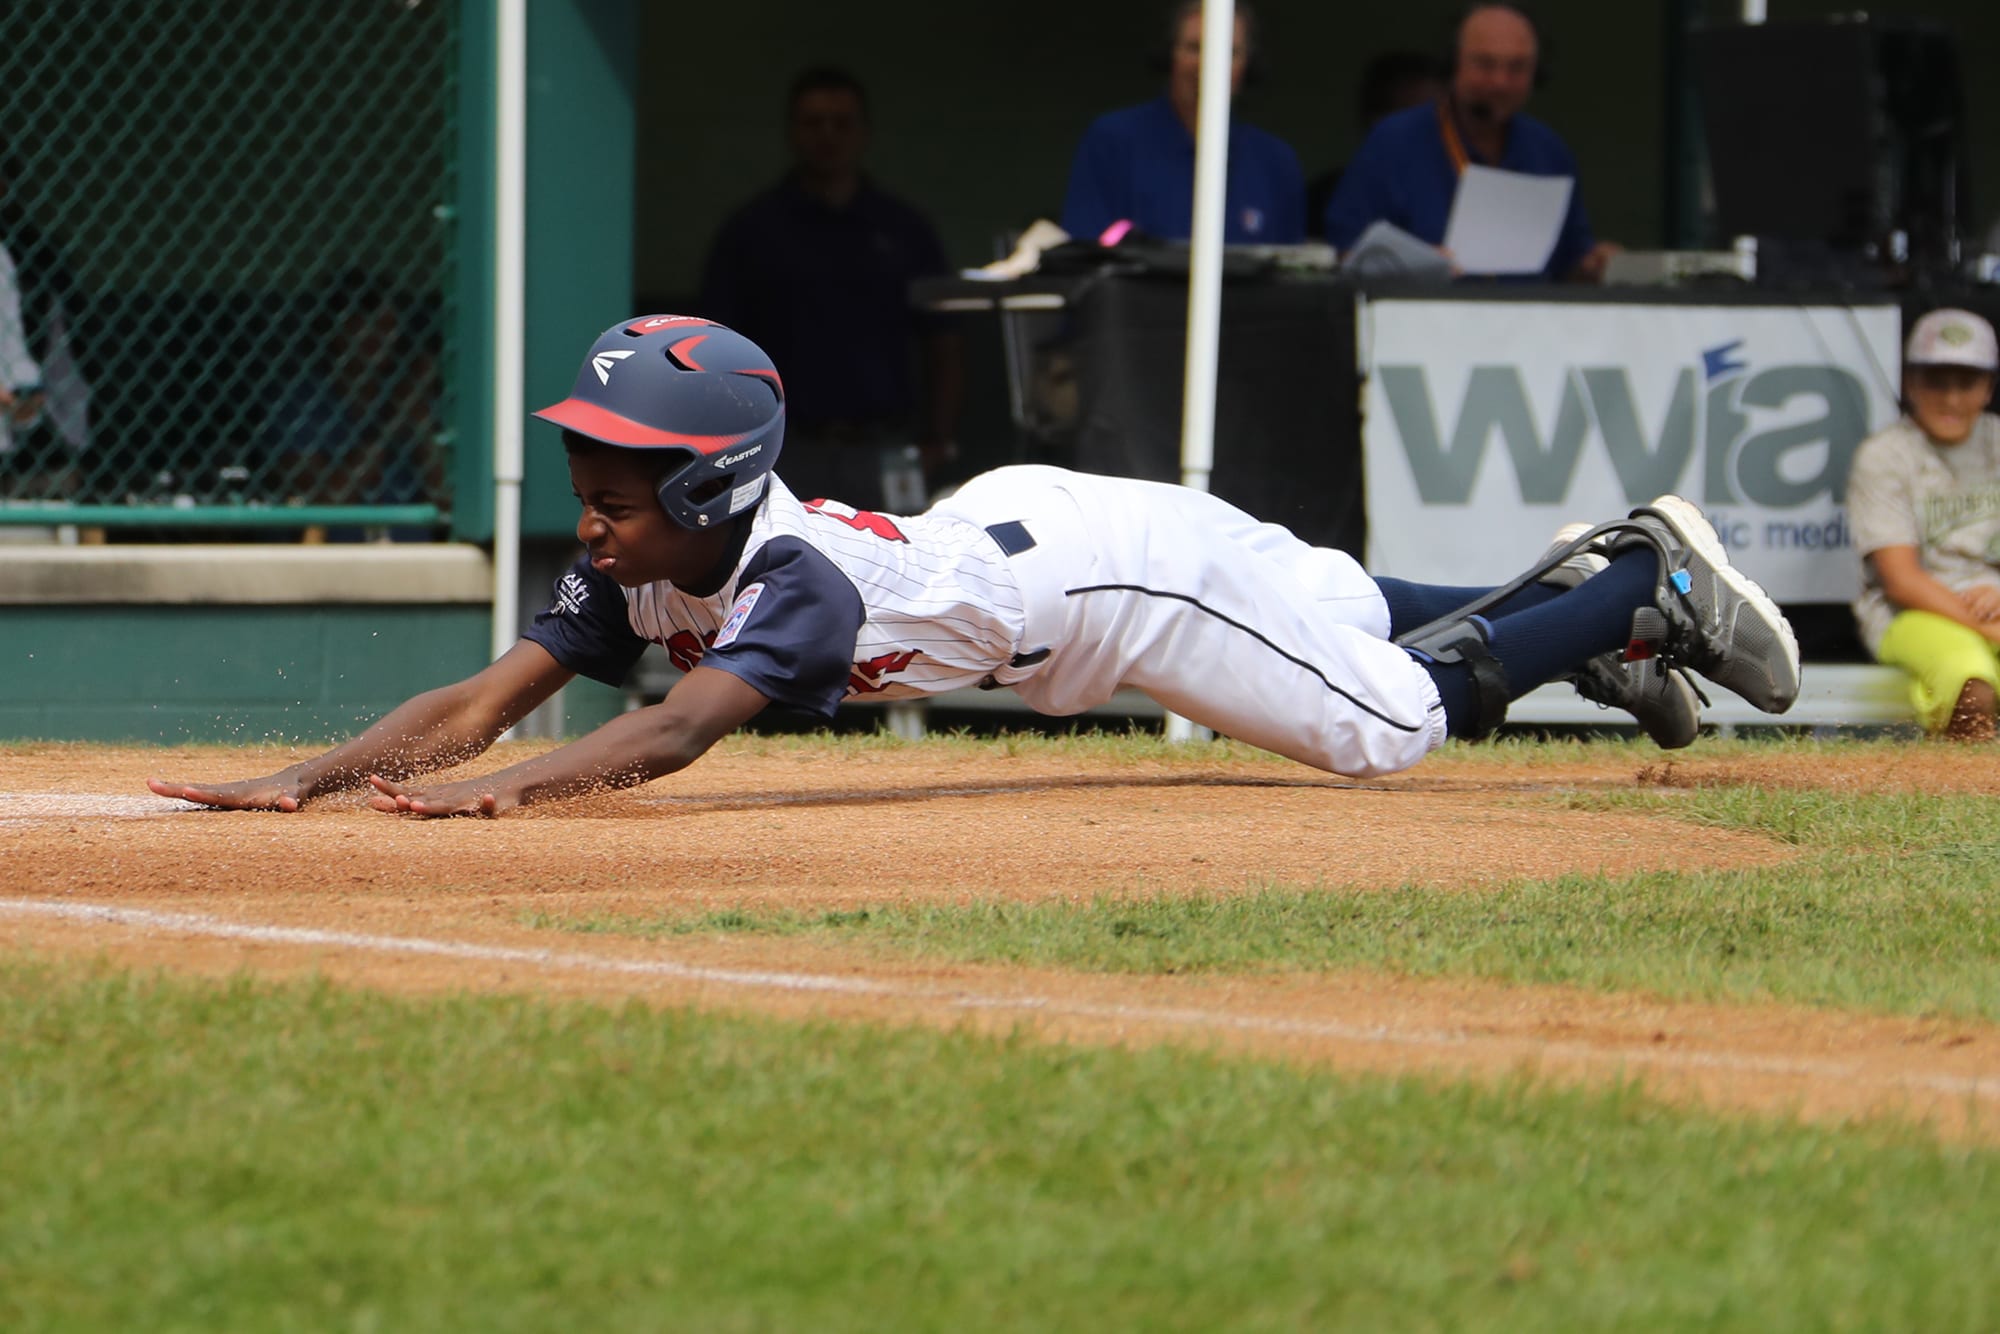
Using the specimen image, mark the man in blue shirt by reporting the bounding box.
[1061,2,1304,246]
[1325,4,1618,282]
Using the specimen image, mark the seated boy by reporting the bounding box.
[150,316,1800,818]
[1847,308,2000,739]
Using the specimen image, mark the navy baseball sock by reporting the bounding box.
[1376,576,1562,638]
[1416,550,1657,734]
[1480,548,1658,689]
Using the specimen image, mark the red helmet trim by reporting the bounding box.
[668,334,710,371]
[623,315,715,336]
[534,396,753,454]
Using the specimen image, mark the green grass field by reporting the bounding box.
[3,957,1997,1333]
[532,772,2000,1022]
[7,733,2000,1329]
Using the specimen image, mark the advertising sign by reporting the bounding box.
[1360,300,1902,602]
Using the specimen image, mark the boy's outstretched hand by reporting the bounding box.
[139,645,581,819]
[146,776,306,812]
[366,774,515,819]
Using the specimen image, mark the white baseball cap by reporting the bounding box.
[1905,308,1999,372]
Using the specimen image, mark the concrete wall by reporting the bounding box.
[0,547,492,742]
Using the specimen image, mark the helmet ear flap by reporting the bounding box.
[651,451,705,520]
[679,472,734,510]
[654,450,697,488]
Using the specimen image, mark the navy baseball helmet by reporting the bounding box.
[534,315,786,529]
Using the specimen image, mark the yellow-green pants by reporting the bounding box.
[1877,609,2000,733]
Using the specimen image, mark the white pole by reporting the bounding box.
[1179,0,1233,496]
[490,0,526,668]
[1165,0,1234,746]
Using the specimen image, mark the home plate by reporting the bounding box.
[0,793,191,824]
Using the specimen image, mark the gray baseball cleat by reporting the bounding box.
[1613,495,1802,714]
[1569,656,1703,749]
[1538,522,1703,749]
[1536,521,1607,591]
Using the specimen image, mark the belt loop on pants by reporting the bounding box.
[984,520,1036,557]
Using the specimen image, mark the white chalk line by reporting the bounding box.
[0,778,1360,826]
[0,895,1993,1107]
[0,793,191,824]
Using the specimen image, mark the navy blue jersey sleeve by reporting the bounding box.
[521,555,648,686]
[700,536,865,717]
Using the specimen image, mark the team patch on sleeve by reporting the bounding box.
[695,536,865,717]
[554,570,591,615]
[713,582,765,648]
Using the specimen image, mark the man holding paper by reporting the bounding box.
[1323,3,1617,282]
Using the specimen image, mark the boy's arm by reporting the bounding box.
[147,641,576,811]
[366,664,772,818]
[1868,545,2000,642]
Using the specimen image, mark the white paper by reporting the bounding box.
[1442,164,1574,276]
[960,218,1072,281]
[1341,220,1452,280]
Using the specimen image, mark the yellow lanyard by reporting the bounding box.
[1437,98,1471,175]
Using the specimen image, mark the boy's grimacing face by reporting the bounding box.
[568,448,727,588]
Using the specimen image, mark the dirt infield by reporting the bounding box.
[4,740,1999,1141]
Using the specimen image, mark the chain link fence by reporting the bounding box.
[0,0,460,534]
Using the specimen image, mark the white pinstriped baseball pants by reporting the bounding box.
[931,466,1449,777]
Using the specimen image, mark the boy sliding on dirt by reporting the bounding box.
[150,316,1800,819]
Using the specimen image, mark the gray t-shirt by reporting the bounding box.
[1846,412,2000,652]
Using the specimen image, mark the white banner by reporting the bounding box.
[1360,300,1902,602]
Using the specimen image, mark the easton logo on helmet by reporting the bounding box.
[717,445,763,467]
[591,349,635,384]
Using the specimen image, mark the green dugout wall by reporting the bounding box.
[0,547,493,742]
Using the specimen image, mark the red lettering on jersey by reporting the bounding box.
[665,628,717,673]
[804,497,908,543]
[848,650,918,694]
